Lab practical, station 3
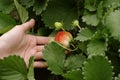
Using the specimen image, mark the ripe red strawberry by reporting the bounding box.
[55,31,73,47]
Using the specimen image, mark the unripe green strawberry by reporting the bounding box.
[72,20,81,29]
[54,22,63,30]
[55,31,73,47]
[72,20,79,27]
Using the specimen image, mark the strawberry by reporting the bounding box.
[54,22,63,30]
[55,31,73,47]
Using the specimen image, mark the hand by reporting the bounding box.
[0,19,50,68]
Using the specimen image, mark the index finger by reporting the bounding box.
[36,36,51,45]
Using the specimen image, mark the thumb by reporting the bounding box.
[21,19,35,32]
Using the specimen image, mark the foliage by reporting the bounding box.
[0,13,16,34]
[14,0,28,23]
[0,0,120,80]
[0,55,34,80]
[83,56,113,80]
[41,0,78,30]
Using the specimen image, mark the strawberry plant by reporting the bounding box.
[1,0,120,80]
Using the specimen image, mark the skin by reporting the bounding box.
[0,19,50,68]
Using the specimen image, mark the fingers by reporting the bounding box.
[34,52,43,60]
[36,45,44,52]
[36,36,51,45]
[21,19,35,32]
[33,45,47,68]
[34,61,47,68]
[34,53,47,68]
[34,45,44,59]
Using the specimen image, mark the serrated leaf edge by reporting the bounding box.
[82,55,113,80]
[75,27,94,42]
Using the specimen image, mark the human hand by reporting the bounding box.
[0,19,50,68]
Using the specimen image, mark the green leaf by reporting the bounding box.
[83,56,113,80]
[104,10,120,42]
[42,42,66,75]
[75,28,94,42]
[84,0,98,11]
[77,42,87,53]
[96,1,103,19]
[82,13,99,26]
[103,0,120,7]
[0,0,14,14]
[14,0,28,23]
[33,0,49,15]
[0,55,27,80]
[0,13,16,34]
[91,30,102,40]
[27,56,35,80]
[87,39,107,56]
[63,69,83,80]
[115,74,120,80]
[19,0,35,8]
[85,0,120,11]
[64,54,86,71]
[42,0,78,30]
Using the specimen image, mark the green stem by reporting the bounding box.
[55,41,77,51]
[77,24,81,30]
[61,27,65,31]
